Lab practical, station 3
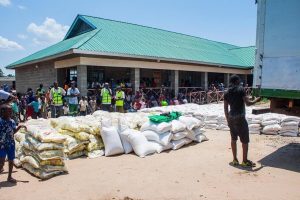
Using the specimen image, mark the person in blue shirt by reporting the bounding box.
[0,104,26,183]
[28,96,40,119]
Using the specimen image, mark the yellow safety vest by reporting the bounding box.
[116,91,124,107]
[101,88,111,104]
[51,88,63,106]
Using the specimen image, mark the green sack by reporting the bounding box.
[149,112,181,123]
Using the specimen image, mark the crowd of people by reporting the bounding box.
[1,78,251,124]
[6,81,192,123]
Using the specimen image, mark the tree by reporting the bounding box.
[0,68,4,77]
[7,74,15,77]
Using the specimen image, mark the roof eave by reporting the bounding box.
[6,49,75,69]
[73,49,253,70]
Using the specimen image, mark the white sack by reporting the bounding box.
[140,121,172,134]
[172,131,188,141]
[179,116,201,130]
[127,133,157,158]
[141,130,172,146]
[171,120,186,133]
[101,126,124,156]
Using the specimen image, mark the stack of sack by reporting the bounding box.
[139,121,173,155]
[216,116,230,131]
[204,115,219,130]
[14,128,27,167]
[50,117,104,159]
[20,124,68,180]
[247,115,263,134]
[261,114,282,135]
[178,116,207,143]
[279,116,300,137]
[192,111,204,122]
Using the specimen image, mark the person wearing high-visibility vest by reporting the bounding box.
[50,81,66,118]
[100,83,112,112]
[115,86,125,113]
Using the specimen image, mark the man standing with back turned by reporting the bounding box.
[224,75,261,168]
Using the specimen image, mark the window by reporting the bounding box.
[68,68,77,82]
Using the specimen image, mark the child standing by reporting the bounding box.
[89,96,97,114]
[39,96,48,119]
[79,96,88,116]
[0,104,26,183]
[63,102,69,116]
[28,96,40,119]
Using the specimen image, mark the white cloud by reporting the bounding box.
[0,36,24,51]
[17,34,28,40]
[18,5,26,10]
[27,17,69,45]
[0,0,11,6]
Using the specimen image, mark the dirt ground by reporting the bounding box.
[1,130,300,200]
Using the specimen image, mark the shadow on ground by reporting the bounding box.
[258,143,300,173]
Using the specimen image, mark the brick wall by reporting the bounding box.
[15,61,57,93]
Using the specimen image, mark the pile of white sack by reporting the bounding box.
[99,114,208,158]
[17,119,68,180]
[140,103,299,137]
[261,114,283,135]
[247,114,263,134]
[279,116,300,137]
[216,116,230,131]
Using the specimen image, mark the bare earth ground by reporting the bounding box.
[1,130,300,200]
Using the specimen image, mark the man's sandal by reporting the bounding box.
[7,177,17,184]
[0,168,4,174]
[229,159,240,166]
[241,160,256,168]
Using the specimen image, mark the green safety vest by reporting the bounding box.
[51,88,63,106]
[116,91,124,107]
[161,100,168,107]
[101,88,111,104]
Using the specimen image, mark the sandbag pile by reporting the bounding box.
[247,115,263,134]
[279,116,300,137]
[141,104,299,137]
[50,116,104,159]
[203,115,219,130]
[99,113,208,158]
[216,116,230,131]
[20,124,68,180]
[14,128,27,167]
[261,114,283,135]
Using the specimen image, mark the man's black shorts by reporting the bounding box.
[228,116,249,144]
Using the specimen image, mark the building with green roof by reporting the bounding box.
[7,14,255,95]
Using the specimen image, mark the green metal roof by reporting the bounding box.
[7,15,255,69]
[229,46,256,67]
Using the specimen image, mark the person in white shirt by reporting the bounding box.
[66,81,80,116]
[0,90,15,105]
[79,96,88,116]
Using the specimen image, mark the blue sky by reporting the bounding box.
[0,0,257,75]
